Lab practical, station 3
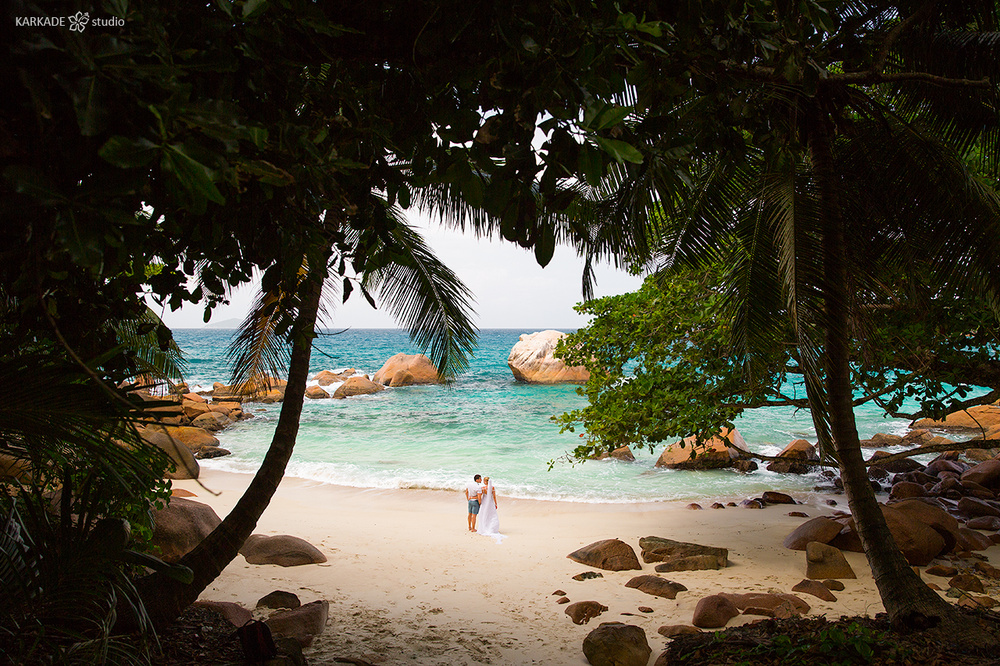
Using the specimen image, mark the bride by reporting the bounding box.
[476,477,505,542]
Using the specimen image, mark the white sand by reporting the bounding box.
[172,469,890,665]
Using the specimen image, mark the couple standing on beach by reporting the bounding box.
[464,474,503,541]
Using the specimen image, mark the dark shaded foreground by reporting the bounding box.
[659,613,1000,666]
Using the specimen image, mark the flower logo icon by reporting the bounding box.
[68,11,89,32]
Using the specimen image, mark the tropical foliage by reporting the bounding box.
[552,0,1000,643]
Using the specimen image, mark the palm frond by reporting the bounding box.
[360,205,477,378]
[112,306,186,386]
[227,283,300,394]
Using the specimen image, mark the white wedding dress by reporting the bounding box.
[476,481,505,543]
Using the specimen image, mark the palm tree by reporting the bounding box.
[590,0,1000,645]
[135,197,483,623]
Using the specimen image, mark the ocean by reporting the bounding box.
[174,328,917,504]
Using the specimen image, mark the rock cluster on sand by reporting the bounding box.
[781,450,1000,567]
[194,594,329,649]
[507,330,590,384]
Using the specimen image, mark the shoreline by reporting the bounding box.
[172,469,900,665]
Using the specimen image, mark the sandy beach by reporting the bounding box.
[174,469,894,665]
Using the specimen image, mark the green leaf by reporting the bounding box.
[343,277,353,303]
[534,225,556,267]
[592,105,632,131]
[578,142,604,187]
[243,0,267,18]
[99,136,158,168]
[240,158,294,186]
[163,144,226,205]
[593,137,644,164]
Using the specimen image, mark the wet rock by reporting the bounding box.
[655,428,746,471]
[783,516,843,550]
[889,481,926,500]
[766,439,818,474]
[192,601,251,627]
[949,574,986,594]
[265,599,329,648]
[573,572,605,581]
[639,536,728,568]
[966,516,1000,530]
[582,622,651,666]
[692,595,739,629]
[568,539,642,571]
[924,565,958,577]
[332,376,385,399]
[373,353,443,386]
[792,579,837,602]
[958,497,1000,519]
[962,460,1000,489]
[654,555,725,573]
[762,491,796,505]
[624,575,688,599]
[257,591,301,610]
[151,497,222,563]
[240,534,327,567]
[565,601,608,625]
[806,542,857,580]
[658,625,702,637]
[304,385,330,399]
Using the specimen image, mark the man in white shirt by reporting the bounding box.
[464,474,483,532]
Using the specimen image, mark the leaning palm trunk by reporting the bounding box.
[810,113,997,645]
[135,272,324,625]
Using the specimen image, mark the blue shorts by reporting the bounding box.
[468,500,480,515]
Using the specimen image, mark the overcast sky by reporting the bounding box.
[155,214,645,330]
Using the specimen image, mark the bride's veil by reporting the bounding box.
[477,479,504,542]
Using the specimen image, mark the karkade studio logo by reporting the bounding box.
[15,11,123,31]
[68,11,89,31]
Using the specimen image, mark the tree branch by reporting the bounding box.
[872,0,937,75]
[866,438,1000,466]
[719,62,990,89]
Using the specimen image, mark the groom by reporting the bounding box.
[464,474,483,532]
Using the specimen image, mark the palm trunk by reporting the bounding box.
[135,270,325,626]
[809,108,995,644]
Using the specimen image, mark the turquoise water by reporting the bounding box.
[174,329,915,503]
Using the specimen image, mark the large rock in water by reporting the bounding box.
[654,428,745,470]
[507,330,590,384]
[567,539,642,571]
[766,439,819,474]
[372,353,442,386]
[332,376,385,399]
[150,497,222,563]
[582,623,651,666]
[915,404,1000,431]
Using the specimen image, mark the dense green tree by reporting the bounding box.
[556,0,1000,646]
[4,0,654,634]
